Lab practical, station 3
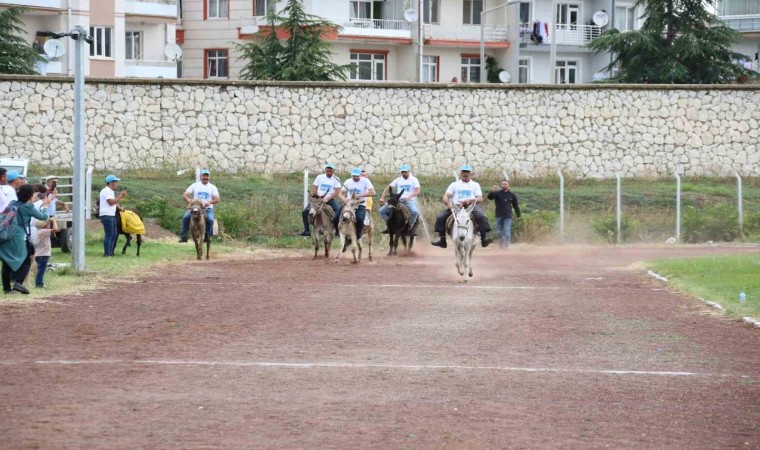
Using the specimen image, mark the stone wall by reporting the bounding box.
[1,75,758,177]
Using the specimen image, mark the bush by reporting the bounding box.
[744,211,760,239]
[591,214,640,243]
[682,203,741,243]
[131,196,183,235]
[513,210,557,243]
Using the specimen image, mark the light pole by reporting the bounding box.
[480,0,520,83]
[419,0,424,82]
[549,0,557,83]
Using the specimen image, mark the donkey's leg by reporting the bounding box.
[335,232,345,262]
[206,239,210,260]
[356,233,363,262]
[367,226,372,262]
[136,234,142,257]
[313,234,319,259]
[324,233,331,260]
[121,234,131,255]
[467,243,475,277]
[194,237,202,260]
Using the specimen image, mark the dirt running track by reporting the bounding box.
[0,244,758,449]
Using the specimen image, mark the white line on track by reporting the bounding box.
[21,359,753,379]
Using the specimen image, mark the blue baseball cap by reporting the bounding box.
[351,168,362,176]
[105,174,121,183]
[6,170,23,182]
[460,164,473,172]
[399,164,411,172]
[325,163,335,170]
[200,169,210,175]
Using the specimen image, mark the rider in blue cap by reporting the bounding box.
[300,163,341,237]
[333,167,375,242]
[378,164,421,235]
[431,164,493,248]
[179,169,220,243]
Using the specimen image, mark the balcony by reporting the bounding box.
[125,0,178,18]
[721,15,760,32]
[124,60,177,78]
[5,0,63,8]
[520,23,602,47]
[339,18,412,39]
[424,24,509,45]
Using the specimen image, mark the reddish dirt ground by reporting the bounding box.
[0,244,758,449]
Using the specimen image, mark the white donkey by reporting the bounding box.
[449,202,477,280]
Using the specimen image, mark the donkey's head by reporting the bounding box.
[341,195,360,224]
[188,199,204,220]
[386,189,405,209]
[451,202,476,242]
[308,192,326,220]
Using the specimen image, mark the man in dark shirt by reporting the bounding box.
[487,180,521,249]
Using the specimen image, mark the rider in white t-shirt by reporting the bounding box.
[378,164,421,235]
[334,167,375,239]
[300,163,342,237]
[179,169,220,243]
[431,164,493,249]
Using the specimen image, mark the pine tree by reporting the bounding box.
[236,0,347,81]
[486,56,504,83]
[587,0,753,83]
[0,7,45,75]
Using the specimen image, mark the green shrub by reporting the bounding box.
[744,211,760,239]
[682,203,741,243]
[591,214,640,243]
[130,196,183,235]
[513,210,557,243]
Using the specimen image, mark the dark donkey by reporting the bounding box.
[385,189,418,256]
[95,200,143,256]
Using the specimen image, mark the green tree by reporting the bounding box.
[0,7,45,75]
[236,0,347,81]
[587,0,753,83]
[485,56,505,83]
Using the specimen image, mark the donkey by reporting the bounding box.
[188,199,209,260]
[385,189,418,256]
[449,202,478,280]
[114,208,143,256]
[307,192,335,260]
[335,196,373,263]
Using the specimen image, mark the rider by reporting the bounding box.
[179,169,220,243]
[300,163,342,237]
[431,164,493,249]
[378,164,420,236]
[334,167,375,240]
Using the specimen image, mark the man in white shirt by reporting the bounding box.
[431,164,493,249]
[1,170,25,208]
[179,169,220,243]
[44,176,69,220]
[378,164,421,235]
[300,163,342,237]
[0,168,11,212]
[99,174,127,257]
[334,167,375,239]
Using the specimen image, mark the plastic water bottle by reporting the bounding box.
[739,292,746,304]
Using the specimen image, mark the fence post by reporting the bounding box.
[557,169,564,241]
[303,169,309,208]
[85,165,93,220]
[502,170,510,182]
[736,171,743,238]
[616,172,621,245]
[675,169,681,243]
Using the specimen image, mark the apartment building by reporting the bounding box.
[179,0,519,82]
[0,0,178,78]
[718,0,760,71]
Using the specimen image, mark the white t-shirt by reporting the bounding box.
[0,185,16,211]
[99,187,117,217]
[341,177,374,205]
[313,174,341,198]
[185,182,220,209]
[46,191,57,217]
[29,199,45,241]
[390,175,421,202]
[446,179,483,205]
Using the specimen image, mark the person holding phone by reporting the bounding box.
[99,175,126,257]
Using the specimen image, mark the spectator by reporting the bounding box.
[0,168,11,212]
[31,214,58,289]
[3,170,26,204]
[99,175,127,257]
[0,184,51,295]
[44,175,69,222]
[487,180,521,249]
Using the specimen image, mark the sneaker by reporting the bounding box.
[431,239,447,248]
[3,290,12,295]
[298,231,311,237]
[481,238,493,248]
[204,236,210,243]
[12,283,29,295]
[178,238,188,243]
[35,285,45,289]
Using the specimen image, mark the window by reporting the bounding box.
[463,0,483,25]
[205,49,229,78]
[349,52,385,81]
[125,31,142,60]
[518,58,531,83]
[519,2,532,26]
[461,56,481,83]
[422,55,438,82]
[614,5,636,31]
[555,60,578,84]
[207,0,228,19]
[89,26,112,58]
[556,3,580,26]
[255,0,278,16]
[424,0,440,24]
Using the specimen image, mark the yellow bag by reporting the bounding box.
[121,210,145,234]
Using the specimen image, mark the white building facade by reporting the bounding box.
[718,0,760,72]
[0,0,178,78]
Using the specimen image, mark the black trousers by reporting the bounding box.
[302,198,340,233]
[2,257,31,292]
[434,205,491,238]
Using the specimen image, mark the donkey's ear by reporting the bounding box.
[466,202,477,213]
[398,189,405,197]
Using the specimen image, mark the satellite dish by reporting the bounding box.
[164,43,183,62]
[240,25,260,35]
[403,8,418,23]
[43,39,65,58]
[498,71,511,83]
[592,11,609,27]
